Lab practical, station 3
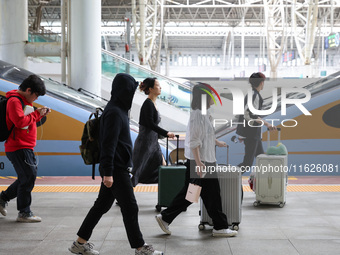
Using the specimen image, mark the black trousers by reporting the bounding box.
[1,149,37,213]
[77,168,145,249]
[239,137,264,168]
[161,160,229,230]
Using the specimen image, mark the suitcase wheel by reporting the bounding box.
[231,224,239,231]
[279,202,285,208]
[198,224,205,230]
[253,201,260,207]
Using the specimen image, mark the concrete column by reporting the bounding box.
[139,1,146,65]
[231,28,235,72]
[70,0,101,95]
[60,0,67,84]
[241,18,245,71]
[0,0,28,68]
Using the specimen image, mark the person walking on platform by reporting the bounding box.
[131,77,175,187]
[0,75,50,222]
[69,73,163,255]
[155,84,238,238]
[236,72,276,169]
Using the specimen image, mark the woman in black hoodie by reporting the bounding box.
[69,73,163,255]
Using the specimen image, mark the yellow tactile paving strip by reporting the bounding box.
[1,176,339,192]
[0,185,340,193]
[0,176,43,179]
[287,185,340,192]
[0,185,155,193]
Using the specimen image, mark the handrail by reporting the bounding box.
[101,49,191,91]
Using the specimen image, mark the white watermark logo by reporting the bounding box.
[202,87,311,116]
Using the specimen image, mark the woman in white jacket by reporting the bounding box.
[155,83,238,238]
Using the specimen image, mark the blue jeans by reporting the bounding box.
[1,149,37,213]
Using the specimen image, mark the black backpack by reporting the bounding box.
[0,96,25,142]
[79,108,103,179]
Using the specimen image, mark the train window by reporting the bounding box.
[178,56,183,66]
[216,55,221,65]
[41,77,107,110]
[207,55,211,66]
[188,55,192,66]
[202,55,206,66]
[322,104,340,128]
[0,61,34,84]
[198,55,202,66]
[212,55,216,66]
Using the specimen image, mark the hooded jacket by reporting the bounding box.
[5,90,42,152]
[99,73,138,176]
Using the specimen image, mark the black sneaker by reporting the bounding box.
[0,197,7,216]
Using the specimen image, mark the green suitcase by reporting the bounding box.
[156,135,186,212]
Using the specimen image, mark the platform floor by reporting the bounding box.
[0,176,340,255]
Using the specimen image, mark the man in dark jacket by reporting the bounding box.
[236,72,276,169]
[69,73,163,255]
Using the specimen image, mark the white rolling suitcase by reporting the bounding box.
[199,147,242,230]
[253,129,288,208]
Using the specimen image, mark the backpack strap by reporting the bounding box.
[91,108,103,180]
[87,108,103,141]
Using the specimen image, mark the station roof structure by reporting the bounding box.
[27,0,340,48]
[27,0,340,73]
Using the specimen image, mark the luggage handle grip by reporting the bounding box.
[166,135,180,166]
[267,127,281,131]
[267,127,281,148]
[215,144,229,165]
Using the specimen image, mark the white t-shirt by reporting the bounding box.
[184,109,216,163]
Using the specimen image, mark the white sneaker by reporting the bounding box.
[135,244,163,255]
[16,212,41,223]
[212,228,238,237]
[0,197,7,216]
[155,214,171,235]
[69,241,99,255]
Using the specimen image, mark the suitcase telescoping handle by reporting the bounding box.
[215,144,229,165]
[165,135,180,166]
[267,127,281,148]
[226,144,229,165]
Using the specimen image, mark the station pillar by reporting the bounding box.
[0,0,28,68]
[69,0,101,96]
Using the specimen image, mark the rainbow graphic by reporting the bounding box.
[199,83,222,106]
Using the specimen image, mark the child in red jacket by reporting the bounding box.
[0,75,50,222]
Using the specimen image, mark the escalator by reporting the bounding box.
[28,33,191,132]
